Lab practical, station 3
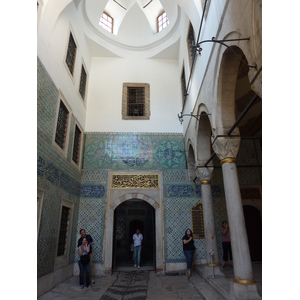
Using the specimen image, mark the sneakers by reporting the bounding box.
[86,285,91,289]
[91,280,95,284]
[80,285,84,289]
[138,266,140,269]
[134,264,137,267]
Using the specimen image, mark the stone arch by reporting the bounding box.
[195,105,213,163]
[110,193,159,211]
[215,45,246,136]
[103,190,164,274]
[214,35,262,140]
[186,140,196,181]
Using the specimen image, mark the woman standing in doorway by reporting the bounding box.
[133,229,143,269]
[182,228,195,279]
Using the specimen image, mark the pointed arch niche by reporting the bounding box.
[187,142,196,181]
[196,111,213,164]
[102,171,164,275]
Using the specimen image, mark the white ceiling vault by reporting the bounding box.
[42,0,202,59]
[103,0,165,35]
[80,0,182,58]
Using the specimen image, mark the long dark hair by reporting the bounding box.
[185,228,193,237]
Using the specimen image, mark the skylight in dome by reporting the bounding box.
[157,11,169,32]
[99,12,113,33]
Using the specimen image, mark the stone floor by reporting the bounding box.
[38,271,203,300]
[37,263,262,300]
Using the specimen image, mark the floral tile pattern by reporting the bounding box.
[83,132,186,170]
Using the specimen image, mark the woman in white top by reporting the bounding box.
[132,229,143,268]
[78,237,91,288]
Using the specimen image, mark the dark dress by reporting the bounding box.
[182,235,195,271]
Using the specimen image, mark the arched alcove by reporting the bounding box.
[187,143,196,181]
[216,45,261,138]
[196,111,212,163]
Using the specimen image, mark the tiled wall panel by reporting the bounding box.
[37,57,81,277]
[37,54,262,276]
[83,132,186,170]
[75,197,106,263]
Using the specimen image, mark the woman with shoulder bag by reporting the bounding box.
[182,228,196,279]
[78,237,91,289]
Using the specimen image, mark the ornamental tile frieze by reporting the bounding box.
[195,185,221,197]
[81,185,105,197]
[37,155,81,196]
[167,185,194,197]
[121,137,151,167]
[154,140,186,169]
[83,133,186,170]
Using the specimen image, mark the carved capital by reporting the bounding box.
[195,166,214,182]
[212,137,240,161]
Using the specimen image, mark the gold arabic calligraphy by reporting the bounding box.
[111,174,159,188]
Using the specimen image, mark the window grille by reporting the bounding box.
[79,65,87,100]
[57,206,70,256]
[72,125,81,165]
[99,12,113,33]
[127,87,145,116]
[191,201,205,239]
[55,100,69,149]
[65,33,77,75]
[157,11,169,32]
[187,24,196,67]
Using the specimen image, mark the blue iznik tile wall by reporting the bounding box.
[163,170,225,263]
[75,170,107,263]
[37,57,81,277]
[79,132,227,265]
[37,56,261,276]
[83,133,187,170]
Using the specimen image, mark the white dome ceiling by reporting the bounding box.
[80,0,182,58]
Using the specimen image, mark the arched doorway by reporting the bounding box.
[243,205,262,262]
[113,199,155,271]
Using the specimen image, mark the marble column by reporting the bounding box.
[196,166,224,278]
[213,137,261,300]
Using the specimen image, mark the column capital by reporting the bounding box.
[212,136,240,161]
[195,166,214,182]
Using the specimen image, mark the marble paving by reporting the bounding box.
[38,271,203,300]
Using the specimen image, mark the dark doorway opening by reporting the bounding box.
[113,199,155,271]
[243,205,262,262]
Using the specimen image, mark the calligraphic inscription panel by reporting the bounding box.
[111,174,159,189]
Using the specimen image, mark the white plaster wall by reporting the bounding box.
[178,0,228,135]
[85,57,183,133]
[183,0,262,143]
[37,1,90,130]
